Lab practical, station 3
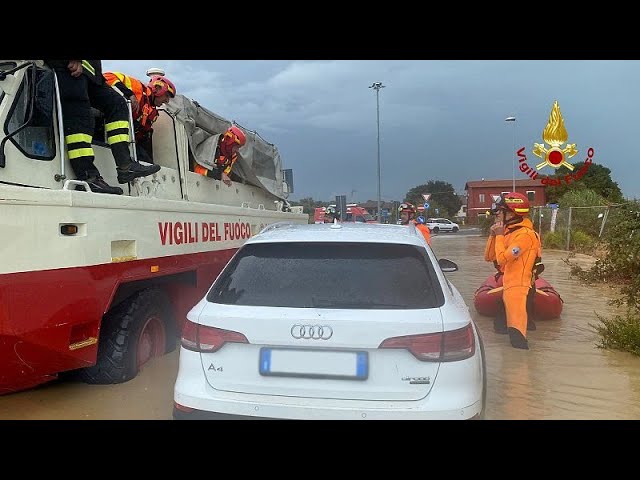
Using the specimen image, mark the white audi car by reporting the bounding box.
[173,222,486,420]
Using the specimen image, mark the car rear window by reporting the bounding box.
[207,242,445,309]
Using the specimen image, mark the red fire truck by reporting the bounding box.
[0,60,307,394]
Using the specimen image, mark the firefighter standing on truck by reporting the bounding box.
[398,202,431,246]
[489,192,542,350]
[103,71,176,163]
[44,60,161,194]
[193,125,247,186]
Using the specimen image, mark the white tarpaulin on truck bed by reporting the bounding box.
[167,95,285,200]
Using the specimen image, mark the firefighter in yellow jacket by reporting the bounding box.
[489,192,541,350]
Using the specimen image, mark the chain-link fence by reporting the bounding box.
[530,204,627,251]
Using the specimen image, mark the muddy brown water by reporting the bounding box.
[1,233,639,420]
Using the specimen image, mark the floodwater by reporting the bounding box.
[436,232,640,420]
[1,233,639,420]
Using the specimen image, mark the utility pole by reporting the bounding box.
[505,116,516,192]
[370,82,386,223]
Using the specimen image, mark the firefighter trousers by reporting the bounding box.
[56,71,132,180]
[503,286,530,338]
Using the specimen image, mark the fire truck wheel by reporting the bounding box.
[79,287,177,385]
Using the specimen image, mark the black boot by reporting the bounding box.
[526,287,537,331]
[508,327,529,350]
[117,161,161,184]
[76,176,123,195]
[111,142,161,184]
[494,301,508,334]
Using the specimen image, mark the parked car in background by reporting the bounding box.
[173,222,486,420]
[426,218,460,233]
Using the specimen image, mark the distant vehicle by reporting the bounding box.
[173,222,486,420]
[314,204,376,224]
[426,218,460,233]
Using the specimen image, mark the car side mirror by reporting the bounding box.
[438,258,458,272]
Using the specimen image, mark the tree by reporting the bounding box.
[404,180,461,218]
[545,161,623,204]
[290,197,330,221]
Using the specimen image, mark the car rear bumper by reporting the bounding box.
[172,403,483,420]
[173,348,484,420]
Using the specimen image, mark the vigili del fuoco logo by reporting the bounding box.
[516,100,594,186]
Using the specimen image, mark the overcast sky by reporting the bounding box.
[102,60,640,203]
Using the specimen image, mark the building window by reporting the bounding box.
[479,193,485,203]
[526,190,535,201]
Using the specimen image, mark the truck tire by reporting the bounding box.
[79,287,177,385]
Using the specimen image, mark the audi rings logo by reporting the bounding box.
[290,324,333,340]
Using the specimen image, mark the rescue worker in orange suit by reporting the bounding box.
[193,125,247,186]
[488,192,541,350]
[398,202,431,246]
[484,202,543,335]
[44,60,161,194]
[104,72,176,164]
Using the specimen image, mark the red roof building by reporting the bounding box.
[464,179,546,224]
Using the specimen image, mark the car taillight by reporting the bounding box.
[181,319,249,353]
[174,402,194,413]
[379,324,475,362]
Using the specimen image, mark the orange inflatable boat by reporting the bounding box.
[473,274,563,320]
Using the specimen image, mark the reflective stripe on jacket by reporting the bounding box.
[104,72,158,138]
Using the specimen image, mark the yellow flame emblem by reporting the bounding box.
[532,101,577,171]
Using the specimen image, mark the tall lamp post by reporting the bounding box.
[505,116,516,192]
[370,82,385,223]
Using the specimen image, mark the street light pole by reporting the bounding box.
[505,116,516,192]
[370,82,385,223]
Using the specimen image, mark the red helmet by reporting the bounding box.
[148,75,176,98]
[500,192,530,216]
[398,202,417,215]
[224,125,247,147]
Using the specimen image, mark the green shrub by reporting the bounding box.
[568,200,640,355]
[542,230,564,249]
[591,311,640,357]
[478,214,493,236]
[570,230,595,252]
[560,188,606,208]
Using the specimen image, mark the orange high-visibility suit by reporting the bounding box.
[103,72,158,142]
[413,219,432,246]
[492,217,541,338]
[193,139,238,179]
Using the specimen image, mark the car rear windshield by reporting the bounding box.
[207,242,445,309]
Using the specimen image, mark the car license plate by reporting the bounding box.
[259,348,368,380]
